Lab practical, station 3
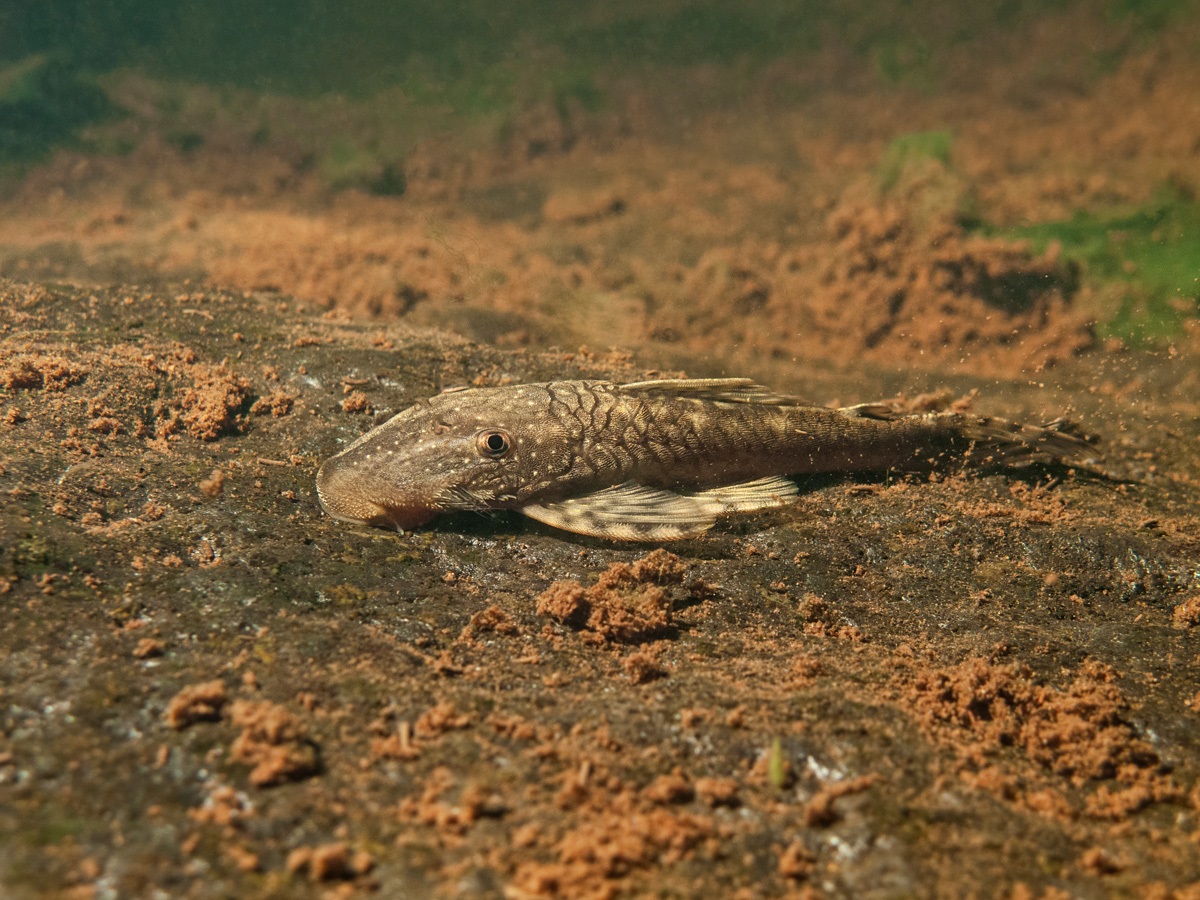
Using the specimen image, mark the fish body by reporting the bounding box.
[316,378,1088,541]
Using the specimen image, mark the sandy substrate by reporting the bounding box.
[0,280,1197,898]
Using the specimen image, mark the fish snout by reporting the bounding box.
[315,455,436,530]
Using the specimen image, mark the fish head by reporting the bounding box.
[316,384,572,530]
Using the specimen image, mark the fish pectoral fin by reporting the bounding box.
[618,378,808,406]
[519,477,800,541]
[520,483,720,541]
[690,475,798,512]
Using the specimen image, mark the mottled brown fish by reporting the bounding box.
[316,378,1089,541]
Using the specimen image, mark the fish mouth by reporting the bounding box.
[316,460,436,531]
[317,492,437,531]
[356,504,436,531]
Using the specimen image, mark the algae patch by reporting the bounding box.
[989,198,1200,343]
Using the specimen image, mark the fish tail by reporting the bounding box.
[949,412,1096,468]
[836,404,1096,470]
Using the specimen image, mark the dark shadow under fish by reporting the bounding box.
[316,378,1094,541]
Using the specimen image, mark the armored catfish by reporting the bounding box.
[316,378,1089,541]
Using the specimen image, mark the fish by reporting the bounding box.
[315,378,1091,541]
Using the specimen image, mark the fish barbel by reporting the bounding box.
[316,378,1089,541]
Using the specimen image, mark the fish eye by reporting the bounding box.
[476,429,511,459]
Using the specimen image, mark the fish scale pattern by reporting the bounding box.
[544,382,746,488]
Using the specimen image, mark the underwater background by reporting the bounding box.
[2,2,1200,897]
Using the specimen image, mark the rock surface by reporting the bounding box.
[1,279,1198,897]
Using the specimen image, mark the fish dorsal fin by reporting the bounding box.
[618,378,806,406]
[838,402,902,421]
[520,476,799,541]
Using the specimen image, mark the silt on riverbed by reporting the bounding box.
[1,279,1198,897]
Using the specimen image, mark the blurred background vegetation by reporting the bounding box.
[1,0,1197,344]
[5,0,1195,137]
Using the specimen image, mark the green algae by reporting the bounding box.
[993,198,1200,343]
